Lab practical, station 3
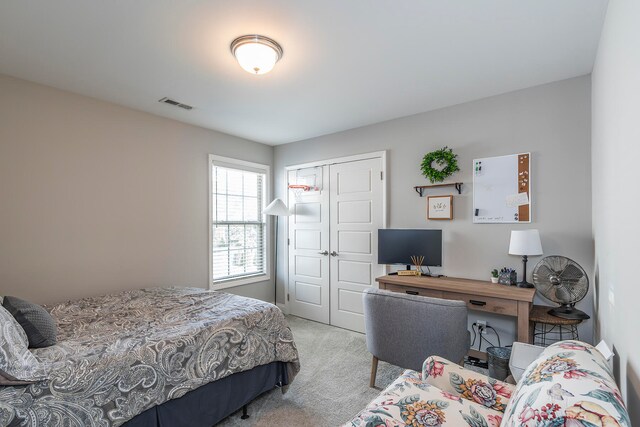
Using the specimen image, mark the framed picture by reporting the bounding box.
[427,195,453,220]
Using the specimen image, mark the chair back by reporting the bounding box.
[363,288,469,371]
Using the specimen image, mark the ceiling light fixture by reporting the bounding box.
[230,35,283,75]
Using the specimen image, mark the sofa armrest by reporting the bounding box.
[422,356,516,413]
[502,341,631,425]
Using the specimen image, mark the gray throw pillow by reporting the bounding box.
[2,296,57,348]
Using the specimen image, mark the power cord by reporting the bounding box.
[472,322,502,350]
[484,325,501,348]
[466,322,504,369]
[470,323,478,348]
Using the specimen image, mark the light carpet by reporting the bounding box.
[217,315,403,427]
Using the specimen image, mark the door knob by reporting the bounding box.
[330,251,338,257]
[318,250,329,256]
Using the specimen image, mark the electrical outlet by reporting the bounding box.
[477,320,487,334]
[608,288,615,307]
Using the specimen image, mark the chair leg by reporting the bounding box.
[370,356,379,388]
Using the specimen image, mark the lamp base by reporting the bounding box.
[517,255,534,288]
[517,280,535,289]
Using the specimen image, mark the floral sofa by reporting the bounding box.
[344,340,630,426]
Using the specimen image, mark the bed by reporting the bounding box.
[0,287,300,426]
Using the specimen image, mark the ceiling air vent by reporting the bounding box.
[158,97,193,110]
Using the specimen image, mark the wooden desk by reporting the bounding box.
[376,275,536,344]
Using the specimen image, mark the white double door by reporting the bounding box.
[288,157,384,333]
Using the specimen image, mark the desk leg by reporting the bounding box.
[517,301,532,343]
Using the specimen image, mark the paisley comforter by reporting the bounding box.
[0,287,300,426]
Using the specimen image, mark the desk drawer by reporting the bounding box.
[383,284,444,299]
[443,292,518,315]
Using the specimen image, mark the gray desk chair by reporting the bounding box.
[363,288,470,387]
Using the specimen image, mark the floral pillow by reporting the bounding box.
[0,305,48,384]
[422,355,515,413]
[502,340,630,427]
[345,369,505,427]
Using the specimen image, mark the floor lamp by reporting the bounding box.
[263,198,291,305]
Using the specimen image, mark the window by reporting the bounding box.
[210,155,269,287]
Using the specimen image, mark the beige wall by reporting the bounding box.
[0,72,598,355]
[592,0,640,418]
[275,76,593,346]
[0,74,274,304]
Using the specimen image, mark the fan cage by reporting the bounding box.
[532,256,589,320]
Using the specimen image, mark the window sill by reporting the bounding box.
[210,274,271,290]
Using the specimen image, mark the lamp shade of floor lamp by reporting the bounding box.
[264,198,291,304]
[509,229,543,288]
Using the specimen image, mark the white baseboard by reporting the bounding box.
[276,302,289,314]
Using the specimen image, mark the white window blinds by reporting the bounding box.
[211,161,267,283]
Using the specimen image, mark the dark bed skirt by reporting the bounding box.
[122,361,290,427]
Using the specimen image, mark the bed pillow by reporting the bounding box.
[2,296,57,348]
[422,355,515,413]
[0,305,48,384]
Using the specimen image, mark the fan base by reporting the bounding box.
[548,306,590,320]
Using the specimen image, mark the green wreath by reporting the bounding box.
[421,146,460,183]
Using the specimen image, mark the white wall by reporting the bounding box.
[274,76,593,347]
[0,74,274,304]
[592,0,640,417]
[1,72,596,353]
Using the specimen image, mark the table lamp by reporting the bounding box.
[264,198,291,304]
[509,229,543,288]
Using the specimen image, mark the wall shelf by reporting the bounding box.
[414,182,463,197]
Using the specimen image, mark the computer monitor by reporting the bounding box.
[378,229,442,270]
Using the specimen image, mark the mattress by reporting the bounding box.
[0,287,300,426]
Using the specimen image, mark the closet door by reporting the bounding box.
[329,158,384,333]
[287,167,330,324]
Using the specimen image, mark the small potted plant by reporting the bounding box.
[491,269,499,283]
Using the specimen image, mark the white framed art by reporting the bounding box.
[427,195,453,220]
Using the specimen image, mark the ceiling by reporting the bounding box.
[0,1,608,145]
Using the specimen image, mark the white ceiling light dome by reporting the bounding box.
[230,35,283,75]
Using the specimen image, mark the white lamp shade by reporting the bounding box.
[263,198,290,216]
[509,229,543,256]
[234,42,279,75]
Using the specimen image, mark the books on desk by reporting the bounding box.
[397,270,420,276]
